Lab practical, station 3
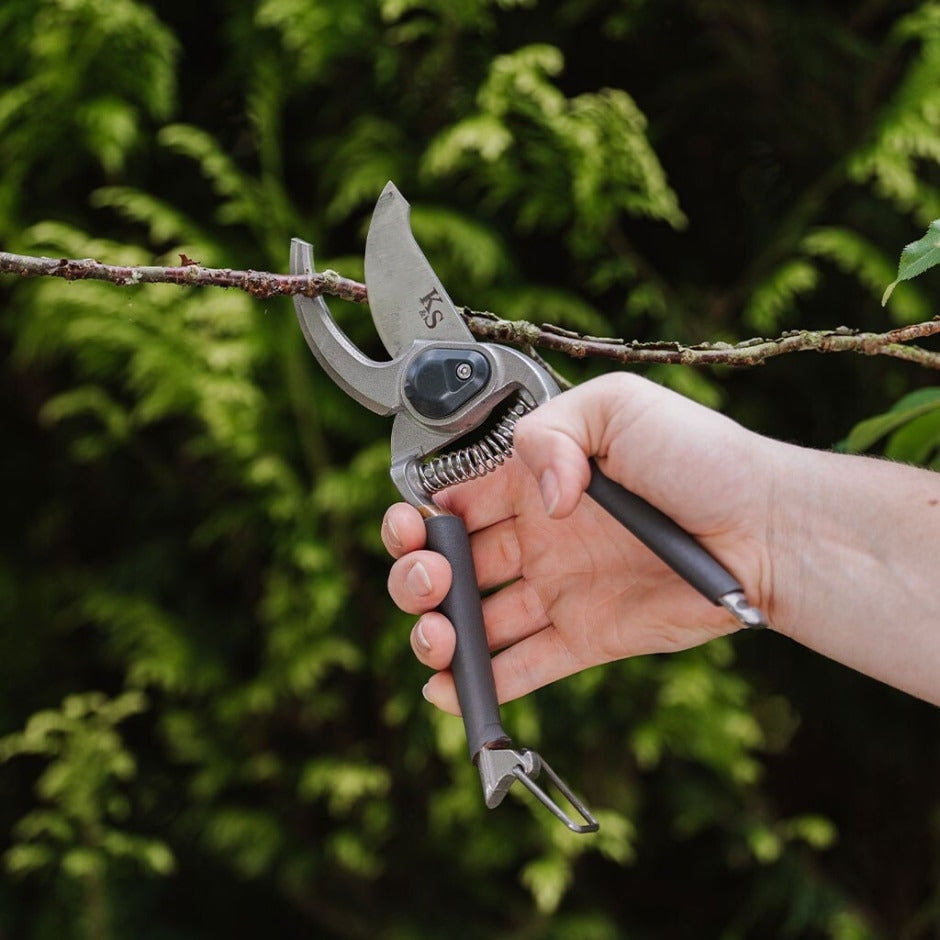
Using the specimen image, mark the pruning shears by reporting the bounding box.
[290,182,766,834]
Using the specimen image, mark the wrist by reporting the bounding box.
[760,444,940,704]
[761,442,868,640]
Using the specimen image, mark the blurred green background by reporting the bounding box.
[1,1,939,937]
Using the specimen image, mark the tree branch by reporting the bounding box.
[3,250,940,369]
[0,250,367,303]
[467,314,940,369]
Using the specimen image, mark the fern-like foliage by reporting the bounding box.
[849,7,940,224]
[1,2,938,938]
[0,0,176,237]
[1,690,174,940]
[424,44,686,246]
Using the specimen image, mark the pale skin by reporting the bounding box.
[382,373,940,712]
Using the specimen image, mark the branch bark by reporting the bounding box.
[3,250,940,369]
[0,250,368,303]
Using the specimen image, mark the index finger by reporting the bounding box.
[433,455,531,533]
[382,464,519,557]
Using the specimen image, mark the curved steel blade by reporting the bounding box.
[290,238,401,416]
[364,181,475,357]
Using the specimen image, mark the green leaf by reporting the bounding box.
[297,758,391,815]
[77,97,140,175]
[521,854,572,915]
[140,841,176,876]
[746,824,783,864]
[784,814,838,851]
[62,847,107,879]
[4,844,56,877]
[882,219,940,304]
[843,388,940,453]
[884,407,940,464]
[801,226,931,322]
[744,258,819,332]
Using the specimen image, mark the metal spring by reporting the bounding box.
[419,396,534,495]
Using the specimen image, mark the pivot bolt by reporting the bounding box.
[455,362,473,380]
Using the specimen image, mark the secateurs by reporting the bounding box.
[290,182,766,834]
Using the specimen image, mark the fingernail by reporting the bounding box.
[539,468,560,516]
[421,682,431,702]
[412,618,431,653]
[406,561,433,597]
[384,516,402,552]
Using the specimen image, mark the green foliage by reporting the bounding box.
[743,258,819,333]
[849,203,940,457]
[1,692,173,939]
[848,6,940,224]
[424,43,686,255]
[0,0,177,237]
[1,1,939,938]
[803,227,928,320]
[844,387,940,466]
[882,218,940,303]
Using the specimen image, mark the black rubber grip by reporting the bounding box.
[424,514,510,761]
[586,459,742,603]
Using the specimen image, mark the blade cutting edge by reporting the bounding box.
[364,181,475,357]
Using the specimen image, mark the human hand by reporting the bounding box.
[382,373,776,715]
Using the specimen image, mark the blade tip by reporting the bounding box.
[379,180,408,206]
[289,238,315,275]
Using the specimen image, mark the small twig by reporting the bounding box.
[3,250,940,369]
[0,251,367,303]
[466,315,940,370]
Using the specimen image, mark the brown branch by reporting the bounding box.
[466,313,940,370]
[3,250,940,369]
[0,251,367,303]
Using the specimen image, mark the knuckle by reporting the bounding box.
[494,525,521,573]
[518,581,547,624]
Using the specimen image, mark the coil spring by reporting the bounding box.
[419,396,534,495]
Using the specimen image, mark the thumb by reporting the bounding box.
[513,373,655,518]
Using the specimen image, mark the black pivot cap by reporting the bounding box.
[404,349,491,419]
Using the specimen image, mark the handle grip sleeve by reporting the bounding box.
[424,513,509,760]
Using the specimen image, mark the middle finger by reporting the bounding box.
[467,517,525,591]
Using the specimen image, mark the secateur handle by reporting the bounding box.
[585,460,768,628]
[424,512,599,834]
[424,514,508,755]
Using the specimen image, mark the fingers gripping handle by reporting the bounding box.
[424,514,510,760]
